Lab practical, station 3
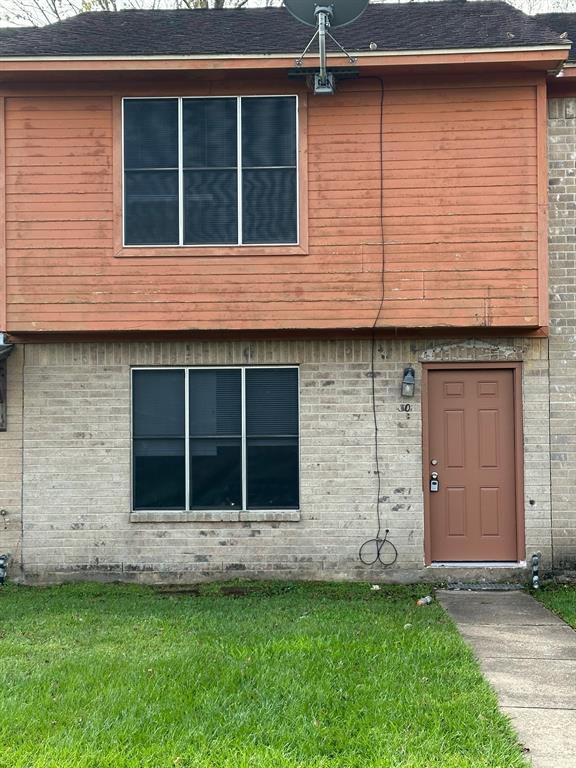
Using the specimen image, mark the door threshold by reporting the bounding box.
[430,561,526,568]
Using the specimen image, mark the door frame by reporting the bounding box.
[421,361,525,566]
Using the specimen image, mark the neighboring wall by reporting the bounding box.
[17,338,551,583]
[3,75,546,333]
[548,97,576,569]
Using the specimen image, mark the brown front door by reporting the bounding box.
[426,367,518,562]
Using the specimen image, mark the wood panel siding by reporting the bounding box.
[3,76,546,333]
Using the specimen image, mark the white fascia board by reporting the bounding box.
[0,44,570,63]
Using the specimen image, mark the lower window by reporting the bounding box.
[132,366,299,511]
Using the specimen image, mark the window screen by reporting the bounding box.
[189,369,242,509]
[241,96,296,168]
[242,97,297,245]
[123,97,297,247]
[124,99,178,169]
[132,369,185,510]
[132,367,298,511]
[123,99,179,246]
[183,98,238,245]
[124,171,179,246]
[245,368,299,509]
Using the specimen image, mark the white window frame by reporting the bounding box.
[131,365,300,513]
[122,95,300,248]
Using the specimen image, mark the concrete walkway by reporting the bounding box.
[437,590,576,768]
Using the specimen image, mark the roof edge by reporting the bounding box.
[0,43,570,63]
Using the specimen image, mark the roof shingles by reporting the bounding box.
[536,13,576,61]
[0,1,568,58]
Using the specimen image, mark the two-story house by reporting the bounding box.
[0,0,573,583]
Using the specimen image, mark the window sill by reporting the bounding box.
[114,245,308,259]
[130,510,301,523]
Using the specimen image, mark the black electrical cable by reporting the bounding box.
[359,528,398,567]
[358,75,398,568]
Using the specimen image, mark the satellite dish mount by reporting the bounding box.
[295,5,355,95]
[285,0,368,95]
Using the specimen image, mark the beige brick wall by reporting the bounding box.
[548,98,576,569]
[0,345,24,576]
[13,337,552,583]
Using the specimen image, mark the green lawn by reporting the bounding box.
[534,583,576,628]
[0,581,527,768]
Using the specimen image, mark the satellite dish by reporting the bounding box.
[284,0,368,94]
[284,0,369,28]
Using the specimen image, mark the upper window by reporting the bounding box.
[132,367,299,511]
[122,96,298,247]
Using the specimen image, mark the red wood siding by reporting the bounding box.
[3,76,546,333]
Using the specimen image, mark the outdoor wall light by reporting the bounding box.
[401,366,416,398]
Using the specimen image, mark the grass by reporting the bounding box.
[534,583,576,628]
[0,580,528,768]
